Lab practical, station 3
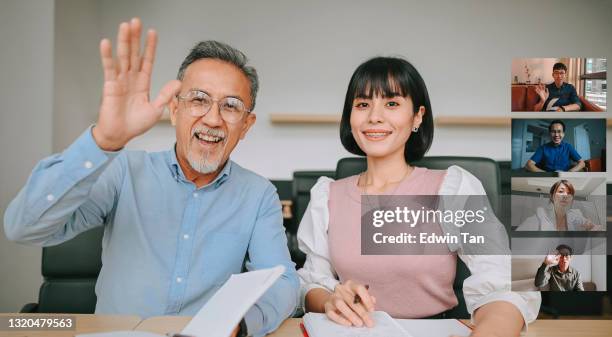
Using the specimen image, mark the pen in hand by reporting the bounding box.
[353,284,370,304]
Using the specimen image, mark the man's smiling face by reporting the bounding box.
[170,58,256,177]
[549,123,564,145]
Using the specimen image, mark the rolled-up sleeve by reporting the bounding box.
[296,177,340,311]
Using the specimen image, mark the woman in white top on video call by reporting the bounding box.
[296,56,540,337]
[516,179,603,231]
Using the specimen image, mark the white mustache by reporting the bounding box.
[192,126,226,139]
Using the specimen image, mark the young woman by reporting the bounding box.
[297,57,540,336]
[516,179,601,231]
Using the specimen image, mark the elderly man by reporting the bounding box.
[533,62,582,112]
[535,244,584,291]
[524,119,585,172]
[4,18,297,337]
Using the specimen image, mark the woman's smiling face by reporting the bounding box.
[349,89,424,160]
[340,57,433,163]
[553,183,573,207]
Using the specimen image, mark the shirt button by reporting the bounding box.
[84,161,93,169]
[46,194,55,201]
[183,234,190,240]
[193,192,199,198]
[176,277,183,283]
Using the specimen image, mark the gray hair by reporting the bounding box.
[177,40,259,110]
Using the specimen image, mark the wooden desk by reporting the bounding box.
[0,313,141,337]
[135,316,192,335]
[134,317,302,336]
[3,315,611,337]
[134,316,612,337]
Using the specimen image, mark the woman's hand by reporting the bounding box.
[581,218,602,231]
[324,280,376,327]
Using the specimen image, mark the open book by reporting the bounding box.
[545,97,560,111]
[303,311,471,337]
[77,265,285,337]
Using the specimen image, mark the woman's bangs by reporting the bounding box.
[352,67,408,99]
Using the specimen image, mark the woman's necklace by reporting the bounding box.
[358,167,413,208]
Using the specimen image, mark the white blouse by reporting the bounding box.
[516,204,596,231]
[297,165,540,328]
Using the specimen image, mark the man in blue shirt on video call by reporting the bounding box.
[533,62,582,112]
[524,120,585,172]
[3,18,298,337]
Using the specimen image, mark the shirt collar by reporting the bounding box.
[549,140,566,147]
[549,82,567,89]
[166,143,232,188]
[553,265,575,275]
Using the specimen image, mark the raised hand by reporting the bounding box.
[324,280,376,328]
[544,253,559,266]
[581,218,602,231]
[534,83,549,102]
[93,18,182,151]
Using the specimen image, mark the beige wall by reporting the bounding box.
[511,58,559,84]
[92,0,611,179]
[53,0,101,151]
[0,0,54,312]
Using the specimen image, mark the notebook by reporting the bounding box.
[77,265,286,337]
[303,312,472,337]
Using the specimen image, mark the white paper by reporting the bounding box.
[396,318,471,337]
[181,265,285,337]
[546,97,560,111]
[303,312,472,337]
[303,311,412,337]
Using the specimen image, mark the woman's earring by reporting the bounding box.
[412,127,419,133]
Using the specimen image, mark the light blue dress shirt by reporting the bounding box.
[4,127,299,337]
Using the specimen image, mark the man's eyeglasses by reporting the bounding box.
[176,90,251,124]
[553,71,566,76]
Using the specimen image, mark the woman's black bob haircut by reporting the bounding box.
[340,56,433,163]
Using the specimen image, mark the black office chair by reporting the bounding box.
[20,227,103,313]
[335,156,503,319]
[287,171,336,269]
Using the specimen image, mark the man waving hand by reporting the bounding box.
[5,18,298,337]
